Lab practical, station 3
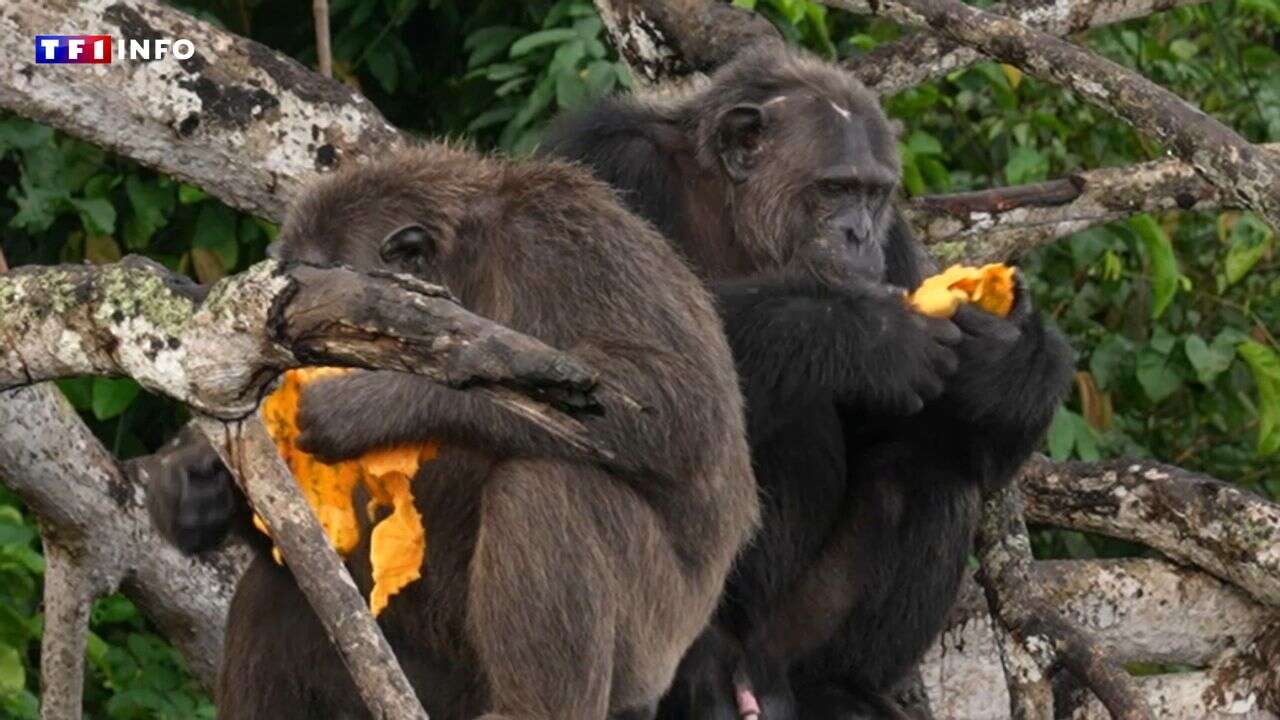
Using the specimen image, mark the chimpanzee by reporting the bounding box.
[541,44,1073,718]
[142,144,760,720]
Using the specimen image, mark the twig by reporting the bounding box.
[313,0,332,78]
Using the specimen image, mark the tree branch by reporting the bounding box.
[819,0,1280,229]
[0,0,404,221]
[1020,456,1280,607]
[0,255,629,718]
[37,536,108,720]
[976,485,1153,719]
[0,384,250,688]
[0,259,608,457]
[906,143,1280,260]
[848,0,1210,96]
[592,0,779,84]
[193,415,428,720]
[922,558,1277,718]
[313,0,332,78]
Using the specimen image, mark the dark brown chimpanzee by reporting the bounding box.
[541,44,1073,719]
[142,144,760,720]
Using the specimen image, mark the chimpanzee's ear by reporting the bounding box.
[379,224,435,269]
[715,104,765,183]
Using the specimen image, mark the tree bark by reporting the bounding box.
[905,144,1280,260]
[848,0,1211,95]
[820,0,1280,229]
[0,0,404,221]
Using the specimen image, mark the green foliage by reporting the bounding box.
[0,489,213,719]
[462,1,631,153]
[0,0,1277,712]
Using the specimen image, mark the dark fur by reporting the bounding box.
[144,145,758,720]
[541,45,1073,718]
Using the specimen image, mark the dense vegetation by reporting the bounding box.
[0,0,1276,715]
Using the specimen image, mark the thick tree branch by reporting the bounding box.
[0,0,404,221]
[0,255,626,718]
[820,0,1280,229]
[849,0,1210,96]
[592,0,779,83]
[976,485,1152,719]
[0,259,608,459]
[193,415,428,720]
[0,384,250,688]
[37,536,107,720]
[922,558,1278,718]
[1020,456,1280,607]
[906,143,1280,260]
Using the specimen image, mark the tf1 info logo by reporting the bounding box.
[34,35,196,64]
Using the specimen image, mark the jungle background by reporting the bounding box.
[0,0,1276,716]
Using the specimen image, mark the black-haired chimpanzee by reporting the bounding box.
[142,144,760,720]
[541,44,1073,718]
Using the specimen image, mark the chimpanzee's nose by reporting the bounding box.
[835,213,870,246]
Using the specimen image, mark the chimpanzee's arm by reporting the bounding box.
[714,275,960,440]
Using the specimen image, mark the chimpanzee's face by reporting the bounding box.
[715,90,901,282]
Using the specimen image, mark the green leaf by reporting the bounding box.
[509,29,579,58]
[1131,214,1179,319]
[365,40,399,93]
[56,378,94,411]
[1169,39,1199,59]
[0,119,55,153]
[583,60,617,96]
[124,175,173,250]
[467,105,519,133]
[7,180,66,233]
[555,72,589,110]
[69,197,116,235]
[549,39,586,75]
[1047,407,1076,460]
[1185,335,1235,385]
[1004,145,1048,185]
[0,645,24,694]
[91,595,138,626]
[193,203,238,270]
[899,151,925,196]
[91,378,140,421]
[509,74,556,132]
[1238,341,1280,456]
[177,184,207,204]
[1089,336,1131,391]
[906,130,942,156]
[0,689,38,720]
[0,520,35,547]
[1223,213,1273,287]
[464,26,524,69]
[1136,348,1182,403]
[481,63,528,82]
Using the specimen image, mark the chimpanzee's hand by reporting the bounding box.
[141,430,238,554]
[837,283,961,416]
[295,372,385,463]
